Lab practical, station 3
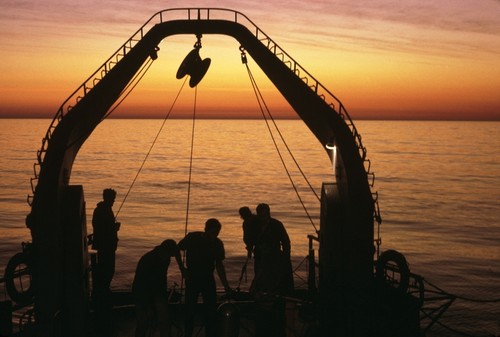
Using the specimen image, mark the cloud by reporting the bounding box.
[1,0,498,64]
[321,0,500,33]
[262,0,500,59]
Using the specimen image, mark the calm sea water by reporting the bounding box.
[0,119,499,336]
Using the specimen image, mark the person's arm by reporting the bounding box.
[177,233,189,251]
[174,249,186,278]
[215,260,231,292]
[91,207,102,249]
[279,222,291,258]
[242,221,253,256]
[245,241,253,259]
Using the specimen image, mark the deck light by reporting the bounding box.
[326,138,338,176]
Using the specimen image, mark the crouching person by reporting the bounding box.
[132,239,185,337]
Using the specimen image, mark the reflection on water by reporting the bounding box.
[0,119,499,336]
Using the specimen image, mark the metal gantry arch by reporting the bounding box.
[26,8,379,336]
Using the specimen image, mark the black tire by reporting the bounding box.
[376,249,410,293]
[4,252,34,305]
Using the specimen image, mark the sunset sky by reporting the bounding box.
[0,0,499,120]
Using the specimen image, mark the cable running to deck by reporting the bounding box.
[184,86,197,236]
[115,77,188,218]
[103,57,155,121]
[241,48,319,233]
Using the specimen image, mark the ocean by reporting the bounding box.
[0,118,499,336]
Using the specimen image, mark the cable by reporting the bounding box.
[243,60,318,233]
[420,278,499,337]
[424,278,500,303]
[432,319,490,337]
[246,67,320,202]
[184,85,197,236]
[114,77,188,218]
[103,57,154,120]
[180,78,199,303]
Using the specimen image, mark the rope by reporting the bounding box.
[432,319,490,337]
[424,278,500,303]
[243,59,318,233]
[237,257,250,290]
[420,278,500,337]
[103,57,154,121]
[184,85,197,235]
[114,76,188,218]
[240,52,320,202]
[180,78,199,300]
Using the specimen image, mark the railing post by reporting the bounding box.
[307,235,317,295]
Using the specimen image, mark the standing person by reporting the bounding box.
[238,206,260,289]
[91,188,120,336]
[239,206,259,259]
[253,203,293,337]
[132,239,185,337]
[178,218,232,337]
[92,188,121,294]
[253,203,293,293]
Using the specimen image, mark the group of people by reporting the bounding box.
[239,204,294,296]
[239,204,294,337]
[91,188,293,337]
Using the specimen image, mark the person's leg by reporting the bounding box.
[99,251,116,291]
[94,251,115,336]
[200,277,217,337]
[184,278,199,337]
[272,298,287,337]
[153,295,170,337]
[135,300,151,337]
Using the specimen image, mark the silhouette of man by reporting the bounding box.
[92,188,120,294]
[253,203,293,293]
[91,188,120,336]
[253,203,293,337]
[239,206,259,259]
[178,218,231,337]
[132,239,185,337]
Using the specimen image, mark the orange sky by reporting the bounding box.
[0,0,499,120]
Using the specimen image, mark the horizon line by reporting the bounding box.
[1,116,499,122]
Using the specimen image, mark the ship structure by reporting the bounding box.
[1,8,427,337]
